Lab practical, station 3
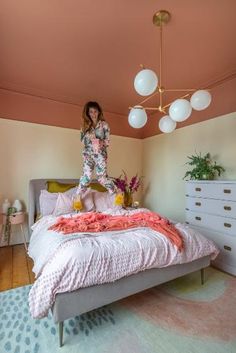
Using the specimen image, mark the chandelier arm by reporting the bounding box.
[160,91,163,109]
[142,107,161,111]
[138,90,160,105]
[162,93,191,110]
[164,88,197,92]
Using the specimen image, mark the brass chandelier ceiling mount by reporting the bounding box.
[128,10,212,133]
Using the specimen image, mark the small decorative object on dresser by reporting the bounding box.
[185,180,236,275]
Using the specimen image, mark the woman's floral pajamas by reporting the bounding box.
[77,120,117,194]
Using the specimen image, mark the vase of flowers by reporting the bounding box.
[113,171,142,208]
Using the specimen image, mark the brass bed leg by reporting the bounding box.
[200,268,205,285]
[59,321,64,347]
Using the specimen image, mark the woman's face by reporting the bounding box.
[88,108,99,123]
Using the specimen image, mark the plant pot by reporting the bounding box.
[202,173,215,180]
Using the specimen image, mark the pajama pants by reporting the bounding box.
[77,151,117,194]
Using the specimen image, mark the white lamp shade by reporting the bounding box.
[134,69,158,96]
[169,99,192,122]
[158,115,176,133]
[190,90,212,111]
[128,107,147,128]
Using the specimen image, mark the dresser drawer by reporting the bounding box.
[186,197,236,219]
[186,182,236,201]
[186,210,236,236]
[189,225,236,271]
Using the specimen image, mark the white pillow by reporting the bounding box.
[81,188,95,212]
[53,189,95,216]
[53,193,73,216]
[39,187,77,216]
[39,190,58,216]
[39,187,95,217]
[92,191,122,212]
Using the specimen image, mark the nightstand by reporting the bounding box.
[1,212,28,250]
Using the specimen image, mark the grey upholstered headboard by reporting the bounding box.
[28,179,80,235]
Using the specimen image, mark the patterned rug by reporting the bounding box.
[0,267,235,353]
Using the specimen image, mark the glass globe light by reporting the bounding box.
[169,99,192,122]
[134,69,158,96]
[190,90,212,111]
[128,106,147,128]
[158,115,176,133]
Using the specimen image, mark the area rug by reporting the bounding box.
[0,267,235,353]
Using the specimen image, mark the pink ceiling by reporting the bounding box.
[0,0,236,138]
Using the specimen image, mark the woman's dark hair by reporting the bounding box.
[82,101,105,132]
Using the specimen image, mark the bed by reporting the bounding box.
[28,179,219,347]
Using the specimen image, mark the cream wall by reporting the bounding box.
[1,112,236,245]
[0,118,142,244]
[142,112,236,222]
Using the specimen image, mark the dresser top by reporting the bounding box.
[185,180,236,184]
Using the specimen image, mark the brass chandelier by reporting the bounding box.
[128,10,212,133]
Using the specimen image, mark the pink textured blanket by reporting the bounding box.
[49,211,183,250]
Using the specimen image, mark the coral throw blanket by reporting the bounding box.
[49,212,183,250]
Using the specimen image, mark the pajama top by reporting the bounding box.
[81,120,110,155]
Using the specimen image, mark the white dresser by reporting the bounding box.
[185,180,236,275]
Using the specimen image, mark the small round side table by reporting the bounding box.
[2,212,28,250]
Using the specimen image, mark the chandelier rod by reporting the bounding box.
[159,20,163,109]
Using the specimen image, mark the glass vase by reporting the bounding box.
[124,192,133,208]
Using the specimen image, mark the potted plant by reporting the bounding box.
[113,171,143,207]
[183,152,225,180]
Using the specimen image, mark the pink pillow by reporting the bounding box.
[93,191,122,212]
[53,193,73,216]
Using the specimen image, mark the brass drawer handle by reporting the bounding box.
[224,223,232,228]
[195,202,201,206]
[224,189,231,194]
[195,216,201,221]
[195,187,201,192]
[224,245,231,251]
[224,206,231,211]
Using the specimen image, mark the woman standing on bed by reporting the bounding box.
[76,101,121,203]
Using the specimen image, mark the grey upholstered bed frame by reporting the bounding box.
[28,179,210,347]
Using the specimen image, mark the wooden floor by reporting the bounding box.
[0,244,35,291]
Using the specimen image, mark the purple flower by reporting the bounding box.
[113,171,142,194]
[129,175,137,192]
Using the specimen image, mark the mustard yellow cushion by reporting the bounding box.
[46,180,107,193]
[47,181,78,193]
